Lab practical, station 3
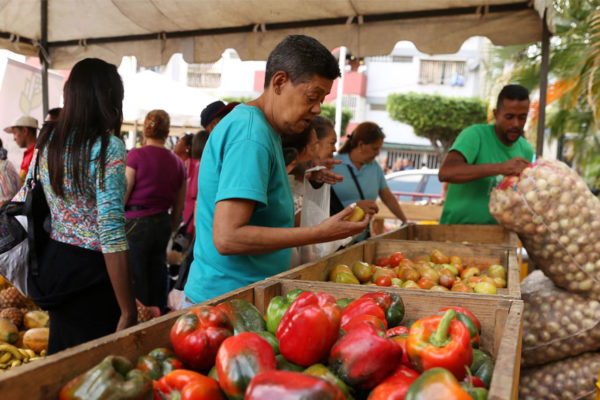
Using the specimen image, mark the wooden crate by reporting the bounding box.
[0,279,523,400]
[372,224,519,247]
[252,280,523,400]
[270,239,521,298]
[0,281,263,400]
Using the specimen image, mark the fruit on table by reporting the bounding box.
[0,318,18,344]
[352,261,374,283]
[0,307,23,328]
[216,332,276,400]
[329,264,353,281]
[0,343,39,370]
[0,287,27,308]
[368,364,420,400]
[154,369,224,400]
[276,291,341,367]
[404,368,473,400]
[23,310,49,329]
[169,306,233,373]
[406,309,473,380]
[245,370,346,400]
[265,288,305,334]
[22,327,49,353]
[473,282,497,294]
[58,355,153,400]
[344,205,365,222]
[216,298,266,335]
[360,292,405,328]
[335,272,360,284]
[329,320,403,390]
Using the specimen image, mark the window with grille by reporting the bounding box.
[419,60,466,85]
[366,55,413,63]
[187,63,222,88]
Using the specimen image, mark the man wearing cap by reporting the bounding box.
[200,100,225,133]
[4,115,38,184]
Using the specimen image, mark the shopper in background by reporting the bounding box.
[29,58,137,354]
[332,122,408,242]
[200,100,225,132]
[124,109,186,313]
[0,138,20,207]
[313,115,337,160]
[3,115,38,184]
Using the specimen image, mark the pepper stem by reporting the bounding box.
[429,309,456,347]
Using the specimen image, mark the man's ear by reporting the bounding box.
[493,108,498,120]
[271,71,289,95]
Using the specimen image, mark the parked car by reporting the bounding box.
[385,168,442,202]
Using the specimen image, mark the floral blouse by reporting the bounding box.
[16,135,128,253]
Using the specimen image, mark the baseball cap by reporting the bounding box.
[4,115,38,133]
[200,101,225,128]
[214,102,241,120]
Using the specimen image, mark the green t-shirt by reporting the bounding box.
[440,124,534,225]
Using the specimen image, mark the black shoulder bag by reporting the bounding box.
[344,165,371,237]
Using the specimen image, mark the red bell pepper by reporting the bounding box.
[404,367,472,400]
[390,334,412,368]
[439,306,481,332]
[329,321,403,390]
[386,325,409,337]
[245,370,346,400]
[276,291,341,367]
[170,306,233,372]
[215,332,276,400]
[406,309,473,380]
[361,292,405,328]
[343,314,387,334]
[368,364,420,400]
[154,369,224,400]
[340,298,387,331]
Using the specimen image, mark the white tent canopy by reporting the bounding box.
[0,0,553,69]
[0,0,554,154]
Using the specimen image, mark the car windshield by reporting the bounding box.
[424,174,443,194]
[387,174,421,193]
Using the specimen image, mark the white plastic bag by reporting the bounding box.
[0,215,30,296]
[299,167,352,264]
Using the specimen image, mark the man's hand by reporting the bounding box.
[317,204,371,241]
[500,157,531,176]
[356,200,379,215]
[307,168,343,184]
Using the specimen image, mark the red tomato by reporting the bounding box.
[389,252,404,267]
[376,257,391,267]
[375,276,392,287]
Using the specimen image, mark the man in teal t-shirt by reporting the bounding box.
[184,35,369,304]
[439,85,534,225]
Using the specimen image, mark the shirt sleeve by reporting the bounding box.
[450,126,481,164]
[126,147,139,169]
[96,137,128,253]
[216,138,272,206]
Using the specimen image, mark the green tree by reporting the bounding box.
[387,92,487,157]
[320,103,353,136]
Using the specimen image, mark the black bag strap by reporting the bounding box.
[346,165,365,200]
[25,149,50,277]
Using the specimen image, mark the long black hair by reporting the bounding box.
[38,58,124,197]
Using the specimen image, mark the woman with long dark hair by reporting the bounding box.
[33,58,137,353]
[332,122,407,242]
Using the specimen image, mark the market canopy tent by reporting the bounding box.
[0,0,553,154]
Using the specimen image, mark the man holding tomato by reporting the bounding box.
[438,84,534,225]
[184,35,370,304]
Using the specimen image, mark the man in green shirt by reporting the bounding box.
[439,85,534,224]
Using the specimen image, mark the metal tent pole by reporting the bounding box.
[334,46,347,140]
[536,9,550,158]
[41,0,49,117]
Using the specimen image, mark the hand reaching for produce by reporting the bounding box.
[356,199,379,215]
[318,204,371,241]
[499,157,530,176]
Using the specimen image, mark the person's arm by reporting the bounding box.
[438,151,530,184]
[379,187,407,224]
[356,199,379,215]
[212,199,369,255]
[171,183,186,232]
[124,166,136,204]
[104,252,137,330]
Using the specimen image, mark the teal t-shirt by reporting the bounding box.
[440,124,534,225]
[332,153,388,241]
[184,104,294,303]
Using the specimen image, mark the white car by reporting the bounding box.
[385,168,442,202]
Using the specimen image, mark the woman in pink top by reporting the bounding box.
[124,110,186,312]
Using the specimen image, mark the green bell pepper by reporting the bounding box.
[216,298,266,335]
[460,383,488,399]
[275,354,304,372]
[470,349,494,388]
[256,330,280,355]
[336,298,353,309]
[265,289,304,334]
[59,356,152,400]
